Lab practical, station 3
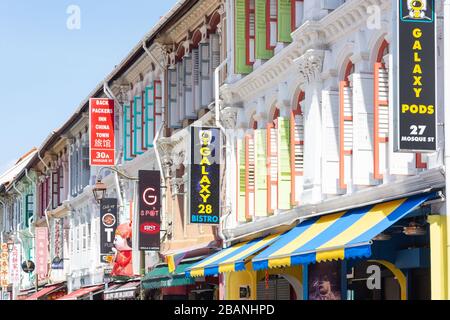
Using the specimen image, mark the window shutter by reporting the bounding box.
[184,56,196,118]
[374,62,389,180]
[145,85,155,148]
[52,171,59,209]
[141,91,147,152]
[200,41,212,109]
[192,49,201,112]
[268,0,278,48]
[168,69,180,128]
[177,62,186,121]
[245,134,255,220]
[292,0,304,31]
[246,0,256,64]
[290,111,304,206]
[133,96,144,155]
[339,81,353,190]
[277,118,291,209]
[235,0,253,74]
[267,123,278,213]
[210,33,221,99]
[81,142,91,189]
[323,91,340,194]
[255,0,273,60]
[123,104,133,161]
[237,139,248,223]
[25,194,34,228]
[254,129,268,217]
[278,0,292,43]
[154,80,163,139]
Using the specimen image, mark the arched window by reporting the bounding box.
[339,60,354,190]
[290,92,305,206]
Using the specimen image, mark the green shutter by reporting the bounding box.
[235,0,253,74]
[255,0,273,60]
[278,118,291,209]
[237,139,247,223]
[254,130,268,217]
[278,0,292,43]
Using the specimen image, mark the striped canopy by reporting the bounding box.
[252,194,432,271]
[186,234,280,278]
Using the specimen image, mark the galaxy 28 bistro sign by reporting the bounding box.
[396,0,437,152]
[189,127,221,225]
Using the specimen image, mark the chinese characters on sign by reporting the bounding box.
[396,0,437,152]
[100,198,118,263]
[189,127,221,225]
[138,170,161,250]
[89,98,115,166]
[35,227,49,279]
[0,243,9,289]
[9,244,20,286]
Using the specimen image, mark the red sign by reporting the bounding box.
[139,222,161,235]
[35,227,49,279]
[89,98,115,166]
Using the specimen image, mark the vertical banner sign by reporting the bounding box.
[35,227,49,279]
[396,0,437,152]
[9,244,20,286]
[90,98,115,166]
[138,170,161,250]
[100,198,118,263]
[0,244,9,289]
[51,219,64,270]
[190,127,221,224]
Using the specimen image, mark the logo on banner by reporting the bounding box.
[100,199,118,263]
[396,0,436,152]
[190,127,221,225]
[89,98,115,166]
[138,171,161,251]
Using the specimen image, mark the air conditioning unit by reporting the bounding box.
[321,0,343,11]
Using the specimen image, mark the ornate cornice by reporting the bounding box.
[294,49,326,85]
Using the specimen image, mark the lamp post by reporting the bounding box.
[92,167,138,205]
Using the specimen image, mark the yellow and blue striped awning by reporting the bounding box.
[186,234,280,278]
[252,194,432,271]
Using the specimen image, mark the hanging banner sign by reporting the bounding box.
[138,170,161,251]
[9,244,20,285]
[0,243,9,289]
[100,198,119,263]
[189,127,221,225]
[89,98,115,166]
[35,227,49,279]
[396,0,437,152]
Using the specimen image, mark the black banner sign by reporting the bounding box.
[100,198,118,263]
[190,127,221,225]
[397,0,437,152]
[138,170,161,251]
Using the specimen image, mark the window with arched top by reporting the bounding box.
[339,60,355,190]
[290,91,305,206]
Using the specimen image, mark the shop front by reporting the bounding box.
[56,284,104,301]
[24,282,67,300]
[104,281,141,300]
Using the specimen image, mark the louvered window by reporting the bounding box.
[374,62,389,179]
[246,0,256,64]
[123,104,133,161]
[168,68,180,128]
[210,33,221,99]
[291,0,304,31]
[145,84,155,148]
[81,138,91,190]
[177,61,186,121]
[199,41,212,109]
[133,96,144,155]
[267,0,278,49]
[52,170,60,209]
[291,107,304,206]
[184,56,196,118]
[192,49,201,112]
[141,90,148,152]
[267,123,278,213]
[245,134,255,220]
[154,80,163,139]
[339,79,353,190]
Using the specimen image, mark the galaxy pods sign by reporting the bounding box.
[189,127,221,225]
[396,0,437,152]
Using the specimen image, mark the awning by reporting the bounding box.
[25,284,66,300]
[104,281,140,300]
[186,234,280,278]
[252,194,432,270]
[56,284,104,300]
[142,260,199,290]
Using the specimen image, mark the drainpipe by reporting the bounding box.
[444,0,450,299]
[37,153,52,228]
[103,82,125,209]
[37,150,50,172]
[13,182,24,232]
[214,59,232,247]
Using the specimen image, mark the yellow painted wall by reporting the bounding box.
[428,215,448,300]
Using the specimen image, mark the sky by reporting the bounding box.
[0,0,177,175]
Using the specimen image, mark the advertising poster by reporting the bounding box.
[100,198,119,263]
[89,98,115,166]
[189,127,221,225]
[138,170,161,251]
[35,227,49,279]
[308,261,342,301]
[396,0,437,152]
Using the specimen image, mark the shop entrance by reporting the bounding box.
[257,275,296,300]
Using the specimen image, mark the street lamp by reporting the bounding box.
[92,180,107,204]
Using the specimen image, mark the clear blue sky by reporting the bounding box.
[0,0,176,174]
